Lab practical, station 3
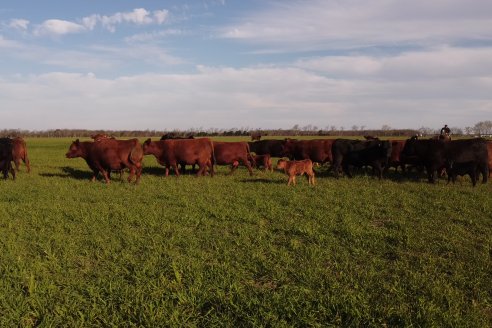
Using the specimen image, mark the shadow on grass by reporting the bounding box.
[39,166,92,180]
[142,166,166,176]
[61,167,93,180]
[240,178,285,184]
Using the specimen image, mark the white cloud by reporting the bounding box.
[153,10,169,24]
[80,8,169,33]
[0,35,22,48]
[0,57,490,130]
[295,47,492,80]
[124,29,183,43]
[220,0,492,51]
[9,19,29,30]
[34,19,86,37]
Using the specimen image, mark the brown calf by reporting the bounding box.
[276,159,315,186]
[251,154,273,172]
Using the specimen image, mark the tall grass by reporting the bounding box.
[0,137,490,326]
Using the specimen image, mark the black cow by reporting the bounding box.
[0,138,16,180]
[401,137,488,183]
[331,139,382,178]
[248,140,286,157]
[341,140,392,179]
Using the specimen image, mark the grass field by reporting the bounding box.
[0,137,491,327]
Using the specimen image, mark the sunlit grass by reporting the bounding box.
[0,137,490,326]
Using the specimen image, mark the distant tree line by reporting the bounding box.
[1,120,490,138]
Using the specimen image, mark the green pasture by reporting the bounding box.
[0,137,491,327]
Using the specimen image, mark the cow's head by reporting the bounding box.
[400,137,419,159]
[66,139,83,158]
[142,138,155,155]
[276,158,288,170]
[281,139,296,158]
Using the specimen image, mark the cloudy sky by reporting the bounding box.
[1,0,491,130]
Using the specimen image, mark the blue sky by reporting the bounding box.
[1,0,491,130]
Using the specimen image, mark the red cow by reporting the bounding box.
[387,140,406,172]
[276,159,315,186]
[143,138,215,177]
[213,141,253,175]
[282,139,334,164]
[11,137,31,173]
[66,138,143,184]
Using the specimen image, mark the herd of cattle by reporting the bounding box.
[0,134,491,186]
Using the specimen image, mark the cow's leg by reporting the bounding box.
[127,166,136,183]
[287,175,293,186]
[480,164,488,184]
[24,154,31,173]
[343,163,352,178]
[14,159,21,172]
[100,169,111,184]
[470,171,477,187]
[165,165,170,177]
[229,161,239,175]
[172,163,180,177]
[376,164,383,180]
[196,162,205,177]
[208,160,214,177]
[9,164,15,180]
[243,157,254,176]
[427,165,437,183]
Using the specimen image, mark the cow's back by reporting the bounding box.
[214,141,249,162]
[91,138,142,169]
[249,140,285,157]
[446,139,488,164]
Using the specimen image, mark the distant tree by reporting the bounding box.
[474,120,492,136]
[450,127,463,135]
[418,126,433,136]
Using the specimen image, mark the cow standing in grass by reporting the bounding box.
[213,141,253,175]
[143,138,215,177]
[66,138,143,184]
[331,139,384,178]
[401,137,489,184]
[9,137,30,173]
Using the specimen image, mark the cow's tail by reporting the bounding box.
[129,141,144,166]
[210,139,216,176]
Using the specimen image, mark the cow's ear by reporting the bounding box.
[144,138,151,145]
[75,139,80,145]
